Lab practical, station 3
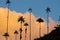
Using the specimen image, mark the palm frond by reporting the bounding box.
[18,16,25,23]
[46,7,51,13]
[14,30,18,34]
[36,18,44,23]
[28,8,32,13]
[6,0,10,4]
[24,23,29,26]
[3,33,9,37]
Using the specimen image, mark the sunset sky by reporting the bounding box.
[0,0,60,23]
[0,0,60,40]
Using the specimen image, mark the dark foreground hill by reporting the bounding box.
[34,25,60,40]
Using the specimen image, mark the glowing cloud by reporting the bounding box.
[0,8,57,40]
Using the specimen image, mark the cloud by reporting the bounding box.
[0,8,57,40]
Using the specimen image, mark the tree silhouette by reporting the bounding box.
[18,16,25,40]
[28,8,32,40]
[28,8,32,13]
[3,0,10,40]
[6,0,10,4]
[36,18,44,37]
[46,7,51,33]
[34,25,60,40]
[14,30,18,40]
[3,33,9,40]
[24,23,29,40]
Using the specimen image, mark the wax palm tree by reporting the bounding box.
[24,23,29,40]
[28,8,32,40]
[6,0,10,4]
[46,7,51,33]
[3,33,9,40]
[14,30,18,40]
[18,16,25,40]
[36,18,44,37]
[3,0,10,40]
[28,8,32,13]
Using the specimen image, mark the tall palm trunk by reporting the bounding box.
[15,34,17,40]
[28,8,32,40]
[25,27,27,40]
[20,22,22,40]
[6,37,8,40]
[47,13,49,33]
[39,23,41,37]
[30,12,31,40]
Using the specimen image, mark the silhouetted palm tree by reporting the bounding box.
[28,8,32,13]
[46,7,51,33]
[3,33,9,40]
[24,23,29,40]
[28,8,32,40]
[18,16,25,40]
[3,0,10,40]
[14,30,18,40]
[36,18,44,37]
[6,0,10,4]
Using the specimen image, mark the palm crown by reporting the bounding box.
[24,23,29,26]
[3,33,9,37]
[18,16,25,23]
[28,8,32,13]
[14,30,18,34]
[36,18,44,23]
[46,7,51,13]
[6,0,10,4]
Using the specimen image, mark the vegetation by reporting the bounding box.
[34,25,60,40]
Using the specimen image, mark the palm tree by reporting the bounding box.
[3,0,10,40]
[28,8,32,40]
[3,33,9,40]
[24,23,29,40]
[36,18,44,37]
[46,7,51,33]
[18,16,25,40]
[14,30,18,40]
